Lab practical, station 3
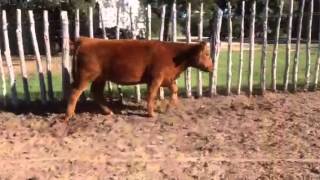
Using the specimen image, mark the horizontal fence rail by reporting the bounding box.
[0,0,319,108]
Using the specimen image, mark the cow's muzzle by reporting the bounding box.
[202,65,213,73]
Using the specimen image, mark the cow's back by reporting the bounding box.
[75,38,172,85]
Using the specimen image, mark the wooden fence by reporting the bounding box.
[0,0,320,107]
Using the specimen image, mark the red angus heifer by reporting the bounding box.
[64,37,213,122]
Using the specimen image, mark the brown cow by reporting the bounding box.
[64,37,213,123]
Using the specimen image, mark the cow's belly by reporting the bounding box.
[104,63,147,85]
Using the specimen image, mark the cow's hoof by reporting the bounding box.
[170,99,179,107]
[147,111,156,118]
[166,102,179,111]
[101,109,114,115]
[51,121,70,137]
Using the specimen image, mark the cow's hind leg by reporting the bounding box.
[64,80,89,123]
[169,81,179,106]
[147,78,162,117]
[91,80,113,115]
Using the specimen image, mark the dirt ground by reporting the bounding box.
[0,92,320,179]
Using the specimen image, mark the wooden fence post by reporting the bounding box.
[43,10,54,101]
[313,16,320,89]
[2,10,18,106]
[159,5,166,42]
[159,4,166,100]
[172,1,177,42]
[305,0,314,90]
[107,6,122,94]
[260,0,269,94]
[61,11,71,101]
[292,0,305,91]
[147,4,152,40]
[75,9,88,102]
[237,1,245,95]
[115,5,123,101]
[248,1,256,96]
[284,0,294,91]
[129,7,141,103]
[172,1,178,85]
[209,8,223,96]
[89,7,94,38]
[29,10,47,104]
[185,3,192,98]
[0,49,6,106]
[99,4,107,39]
[16,9,30,103]
[99,4,112,98]
[226,2,232,95]
[197,2,203,97]
[75,9,80,39]
[271,0,284,92]
[116,5,120,40]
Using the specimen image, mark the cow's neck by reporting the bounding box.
[173,60,189,79]
[170,43,199,78]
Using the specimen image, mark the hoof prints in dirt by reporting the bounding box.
[0,92,320,178]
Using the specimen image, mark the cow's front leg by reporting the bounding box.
[55,80,88,137]
[147,78,162,117]
[65,81,89,123]
[91,80,113,115]
[169,81,179,106]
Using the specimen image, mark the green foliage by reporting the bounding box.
[2,0,96,10]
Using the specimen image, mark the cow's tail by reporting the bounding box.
[70,38,81,83]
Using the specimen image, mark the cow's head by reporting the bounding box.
[191,42,213,72]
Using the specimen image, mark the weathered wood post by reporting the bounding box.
[172,1,178,85]
[305,0,314,90]
[99,4,107,39]
[61,11,71,101]
[284,0,294,91]
[260,0,269,94]
[209,8,223,96]
[313,15,320,89]
[75,9,80,39]
[159,4,166,100]
[197,2,204,97]
[237,1,245,95]
[159,5,166,42]
[185,3,192,98]
[2,10,18,106]
[0,49,6,106]
[99,4,112,98]
[147,4,152,40]
[226,2,233,95]
[16,9,30,103]
[129,7,141,103]
[75,8,88,102]
[108,6,123,94]
[89,7,94,38]
[172,1,177,42]
[116,5,123,101]
[116,5,120,40]
[292,0,305,91]
[248,1,256,96]
[271,0,284,92]
[29,10,47,104]
[43,10,54,101]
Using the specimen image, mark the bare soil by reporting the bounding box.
[0,92,320,179]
